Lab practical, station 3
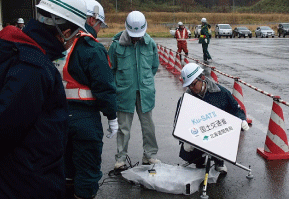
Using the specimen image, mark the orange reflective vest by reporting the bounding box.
[60,31,102,100]
[175,28,188,41]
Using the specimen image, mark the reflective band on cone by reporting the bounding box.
[257,96,289,160]
[166,50,175,70]
[171,53,181,75]
[232,78,252,124]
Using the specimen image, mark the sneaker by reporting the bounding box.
[114,161,126,169]
[215,163,227,174]
[142,157,161,165]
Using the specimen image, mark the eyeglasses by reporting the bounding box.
[189,79,199,88]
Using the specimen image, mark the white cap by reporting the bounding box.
[178,21,183,26]
[181,63,204,87]
[85,0,107,28]
[17,18,24,23]
[201,18,207,23]
[36,0,87,32]
[125,11,147,37]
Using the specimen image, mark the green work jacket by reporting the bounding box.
[65,24,117,120]
[199,24,211,44]
[108,30,159,113]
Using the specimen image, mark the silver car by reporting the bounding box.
[215,24,233,38]
[255,26,275,38]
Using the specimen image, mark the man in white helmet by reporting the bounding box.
[199,18,212,62]
[177,63,249,174]
[53,0,117,198]
[175,21,189,56]
[16,18,25,30]
[0,0,88,198]
[108,11,160,171]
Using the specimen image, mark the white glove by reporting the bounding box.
[107,118,118,138]
[183,142,194,152]
[204,39,207,43]
[241,120,249,131]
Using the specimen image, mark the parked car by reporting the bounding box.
[215,24,232,38]
[255,26,275,38]
[194,25,212,38]
[277,23,289,38]
[233,27,252,38]
[170,27,192,38]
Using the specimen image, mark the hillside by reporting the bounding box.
[238,0,289,13]
[101,0,289,13]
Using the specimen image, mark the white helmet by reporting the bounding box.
[178,22,183,26]
[201,18,207,23]
[36,0,87,32]
[125,11,147,37]
[17,18,24,24]
[181,63,204,87]
[85,0,107,28]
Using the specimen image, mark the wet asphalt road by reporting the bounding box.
[96,36,289,199]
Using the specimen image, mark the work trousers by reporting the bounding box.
[179,143,223,166]
[65,105,103,199]
[177,41,188,55]
[115,91,158,162]
[202,43,211,61]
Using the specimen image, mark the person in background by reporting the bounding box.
[108,11,160,171]
[53,0,118,198]
[178,63,249,174]
[16,18,25,30]
[0,0,88,198]
[175,21,189,56]
[199,17,212,63]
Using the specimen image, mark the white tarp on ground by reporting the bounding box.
[121,163,220,195]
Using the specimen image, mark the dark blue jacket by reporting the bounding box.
[194,84,246,120]
[0,19,68,199]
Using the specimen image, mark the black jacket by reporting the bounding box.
[0,19,68,199]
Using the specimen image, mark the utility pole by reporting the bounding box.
[116,0,117,12]
[233,0,235,23]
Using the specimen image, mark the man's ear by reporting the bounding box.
[87,16,94,26]
[62,29,72,38]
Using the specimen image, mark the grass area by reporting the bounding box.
[98,12,289,38]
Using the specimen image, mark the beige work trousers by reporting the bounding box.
[115,92,158,162]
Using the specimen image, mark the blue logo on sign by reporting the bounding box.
[191,128,199,135]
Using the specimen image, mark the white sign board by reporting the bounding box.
[173,93,242,164]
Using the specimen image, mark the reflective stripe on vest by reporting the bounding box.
[176,28,188,41]
[62,31,99,100]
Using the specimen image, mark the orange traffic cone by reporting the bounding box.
[232,77,252,124]
[162,48,169,66]
[257,96,289,160]
[159,46,166,65]
[171,53,181,75]
[183,57,190,66]
[166,50,175,71]
[157,45,164,64]
[210,67,219,83]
